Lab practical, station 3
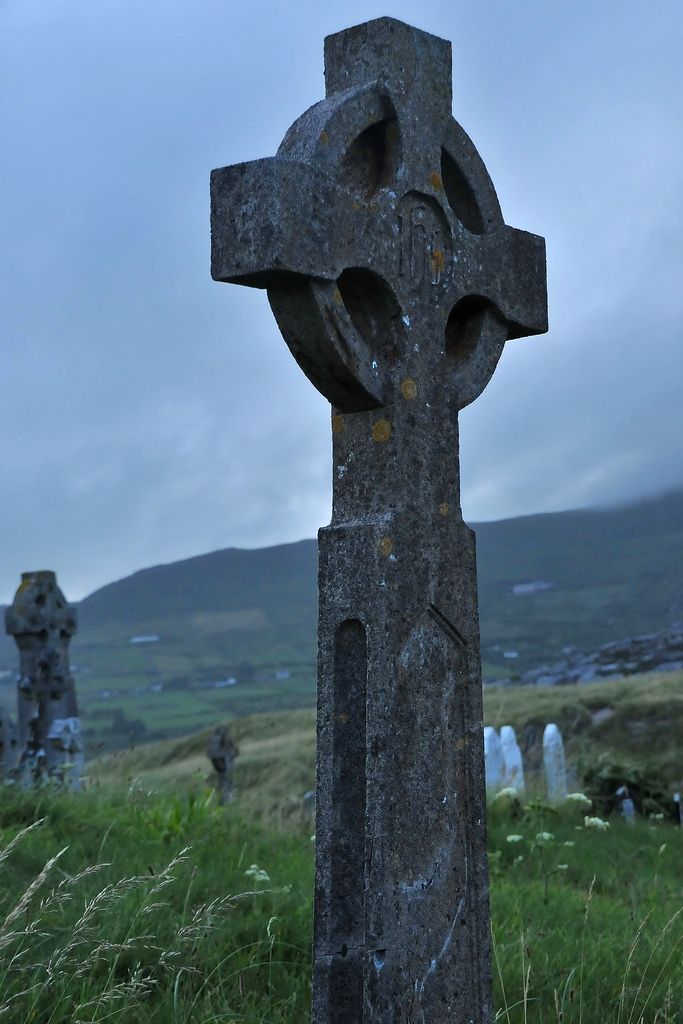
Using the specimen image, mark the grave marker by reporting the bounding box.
[543,722,567,803]
[207,725,238,804]
[500,724,525,793]
[484,726,504,794]
[211,17,547,1022]
[5,571,82,786]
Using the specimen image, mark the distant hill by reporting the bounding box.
[0,488,681,751]
[78,540,317,636]
[475,488,683,669]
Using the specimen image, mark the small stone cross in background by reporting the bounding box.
[207,725,238,804]
[5,571,83,787]
[211,17,547,1022]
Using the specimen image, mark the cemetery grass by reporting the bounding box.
[90,670,683,803]
[2,787,683,1022]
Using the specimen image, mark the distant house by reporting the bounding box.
[511,580,555,596]
[129,635,160,644]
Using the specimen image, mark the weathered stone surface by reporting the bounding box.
[5,571,82,785]
[211,17,546,1023]
[543,723,567,803]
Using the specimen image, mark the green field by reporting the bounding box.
[1,728,682,1021]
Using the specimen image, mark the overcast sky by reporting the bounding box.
[1,0,681,602]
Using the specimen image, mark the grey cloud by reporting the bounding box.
[1,0,681,601]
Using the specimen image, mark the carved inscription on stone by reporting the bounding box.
[396,193,453,292]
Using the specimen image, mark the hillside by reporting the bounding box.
[475,488,683,667]
[91,670,683,801]
[0,488,681,752]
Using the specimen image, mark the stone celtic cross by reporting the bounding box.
[211,17,546,1023]
[5,570,83,785]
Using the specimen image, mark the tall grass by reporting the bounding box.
[0,786,312,1022]
[488,793,683,1021]
[1,784,682,1022]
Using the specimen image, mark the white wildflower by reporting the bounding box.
[565,792,592,808]
[493,787,518,802]
[584,815,609,831]
[506,834,524,844]
[244,864,270,884]
[535,831,554,845]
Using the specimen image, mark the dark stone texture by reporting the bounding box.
[211,17,547,1022]
[5,571,82,784]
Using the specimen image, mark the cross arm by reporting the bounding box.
[472,226,548,339]
[210,158,355,287]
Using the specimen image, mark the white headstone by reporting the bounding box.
[47,716,84,788]
[543,723,567,803]
[500,725,525,793]
[621,797,636,824]
[484,726,504,794]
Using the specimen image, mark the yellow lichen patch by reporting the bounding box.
[401,378,418,400]
[352,201,361,212]
[319,130,329,144]
[372,419,391,443]
[337,711,350,725]
[431,248,446,275]
[331,413,345,434]
[332,287,343,305]
[378,536,394,558]
[439,502,449,517]
[430,171,443,191]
